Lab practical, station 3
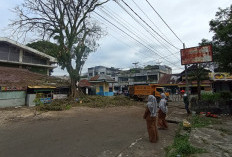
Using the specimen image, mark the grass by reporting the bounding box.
[165,124,206,157]
[191,115,222,128]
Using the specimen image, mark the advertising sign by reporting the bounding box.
[180,45,213,65]
[210,72,232,80]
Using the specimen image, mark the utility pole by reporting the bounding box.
[132,62,139,68]
[183,43,189,96]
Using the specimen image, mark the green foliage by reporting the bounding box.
[165,124,206,157]
[201,92,232,101]
[77,95,143,108]
[219,91,232,100]
[200,5,232,72]
[201,93,221,101]
[191,115,221,128]
[26,40,59,58]
[35,95,143,111]
[33,98,43,106]
[11,0,108,97]
[36,99,73,111]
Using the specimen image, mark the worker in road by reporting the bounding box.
[183,93,191,114]
[158,93,168,129]
[143,95,158,143]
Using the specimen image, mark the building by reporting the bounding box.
[209,72,232,92]
[177,66,213,94]
[116,65,172,92]
[0,67,69,107]
[158,74,181,94]
[87,66,120,80]
[89,74,116,96]
[0,38,57,75]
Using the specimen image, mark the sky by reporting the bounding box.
[0,0,231,75]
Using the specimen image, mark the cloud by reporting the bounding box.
[0,0,231,75]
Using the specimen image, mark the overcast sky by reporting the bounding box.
[0,0,231,75]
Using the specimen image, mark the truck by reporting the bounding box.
[129,84,169,102]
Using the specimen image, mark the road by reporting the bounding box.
[0,105,179,157]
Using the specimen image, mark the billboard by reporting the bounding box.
[180,45,213,65]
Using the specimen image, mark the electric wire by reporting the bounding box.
[119,0,181,50]
[113,1,181,62]
[98,7,180,61]
[145,0,184,44]
[130,0,181,60]
[93,12,183,70]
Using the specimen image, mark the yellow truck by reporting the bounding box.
[129,84,169,101]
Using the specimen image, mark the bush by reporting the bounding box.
[191,115,221,128]
[201,92,232,101]
[36,99,74,111]
[201,93,220,102]
[219,91,232,100]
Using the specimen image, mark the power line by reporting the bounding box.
[145,0,184,44]
[129,0,180,60]
[112,2,181,61]
[131,0,172,45]
[119,0,180,50]
[98,7,180,61]
[93,12,183,69]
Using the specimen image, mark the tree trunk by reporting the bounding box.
[70,77,77,98]
[197,78,201,101]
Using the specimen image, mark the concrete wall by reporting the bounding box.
[26,94,36,107]
[0,91,26,107]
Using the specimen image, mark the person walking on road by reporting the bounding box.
[183,93,191,114]
[158,93,168,130]
[143,95,158,143]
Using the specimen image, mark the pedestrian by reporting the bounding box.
[143,95,158,143]
[180,89,185,98]
[183,93,191,114]
[158,93,168,129]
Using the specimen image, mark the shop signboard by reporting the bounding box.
[181,45,213,65]
[210,72,232,80]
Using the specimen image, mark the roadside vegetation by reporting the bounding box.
[166,114,223,157]
[165,123,206,157]
[36,95,143,111]
[201,92,232,102]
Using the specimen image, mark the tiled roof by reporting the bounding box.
[0,66,69,88]
[158,74,180,85]
[79,79,91,87]
[89,74,116,83]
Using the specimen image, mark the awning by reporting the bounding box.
[28,86,56,89]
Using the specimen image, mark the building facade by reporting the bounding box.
[0,38,57,75]
[88,66,120,80]
[117,65,172,85]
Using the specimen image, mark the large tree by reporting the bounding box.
[26,40,59,58]
[10,0,108,97]
[209,5,232,72]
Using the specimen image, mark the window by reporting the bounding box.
[100,72,105,74]
[89,73,93,76]
[22,51,47,65]
[0,43,9,60]
[134,76,147,82]
[148,75,158,81]
[156,88,164,93]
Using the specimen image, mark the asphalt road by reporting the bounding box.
[0,107,146,157]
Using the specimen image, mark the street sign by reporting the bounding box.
[180,45,213,65]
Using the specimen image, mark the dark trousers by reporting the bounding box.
[185,102,191,114]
